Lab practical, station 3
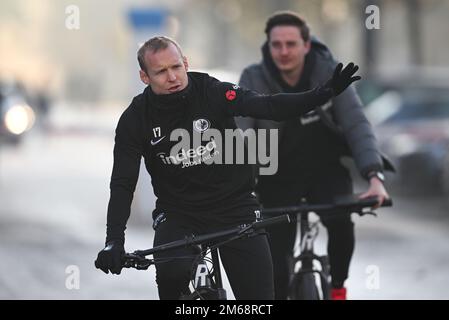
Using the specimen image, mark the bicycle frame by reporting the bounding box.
[288,210,331,300]
[121,196,392,300]
[261,196,393,300]
[179,245,227,300]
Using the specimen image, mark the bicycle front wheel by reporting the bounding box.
[289,272,320,300]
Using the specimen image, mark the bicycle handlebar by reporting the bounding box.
[260,196,393,216]
[122,214,290,269]
[122,196,392,270]
[136,214,289,257]
[251,213,291,229]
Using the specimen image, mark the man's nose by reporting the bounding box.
[167,69,177,81]
[280,45,289,55]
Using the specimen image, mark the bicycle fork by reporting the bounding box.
[180,247,227,300]
[289,212,331,300]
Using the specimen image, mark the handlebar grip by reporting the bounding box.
[382,198,393,207]
[253,214,291,229]
[355,196,393,208]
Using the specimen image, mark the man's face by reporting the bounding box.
[268,25,310,73]
[140,43,189,95]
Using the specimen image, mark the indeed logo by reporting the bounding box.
[157,128,278,175]
[157,140,217,165]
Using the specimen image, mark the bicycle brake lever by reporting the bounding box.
[123,253,152,270]
[135,260,152,270]
[133,250,145,257]
[359,209,378,217]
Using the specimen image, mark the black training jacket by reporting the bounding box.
[106,72,333,242]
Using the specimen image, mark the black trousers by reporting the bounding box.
[153,213,274,300]
[257,165,354,300]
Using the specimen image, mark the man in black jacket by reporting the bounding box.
[235,12,389,300]
[94,36,360,299]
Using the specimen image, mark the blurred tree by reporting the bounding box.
[406,0,423,66]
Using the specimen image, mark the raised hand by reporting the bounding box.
[325,62,361,96]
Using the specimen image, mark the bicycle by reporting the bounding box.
[260,195,393,300]
[122,214,291,300]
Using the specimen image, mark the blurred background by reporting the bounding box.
[1,0,449,299]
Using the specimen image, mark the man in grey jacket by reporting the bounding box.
[235,11,390,300]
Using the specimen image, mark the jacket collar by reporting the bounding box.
[145,75,192,112]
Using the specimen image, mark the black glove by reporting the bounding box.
[324,62,361,96]
[95,240,125,275]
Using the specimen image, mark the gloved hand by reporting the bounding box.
[324,62,361,96]
[95,240,125,275]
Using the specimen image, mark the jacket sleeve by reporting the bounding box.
[106,105,143,244]
[321,60,383,178]
[234,68,256,131]
[208,76,333,121]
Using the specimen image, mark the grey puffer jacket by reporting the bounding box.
[235,38,389,179]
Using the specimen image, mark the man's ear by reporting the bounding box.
[139,70,150,85]
[304,40,312,54]
[183,56,189,71]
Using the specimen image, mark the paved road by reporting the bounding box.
[1,106,448,299]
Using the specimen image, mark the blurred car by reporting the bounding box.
[365,86,449,195]
[0,80,35,144]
